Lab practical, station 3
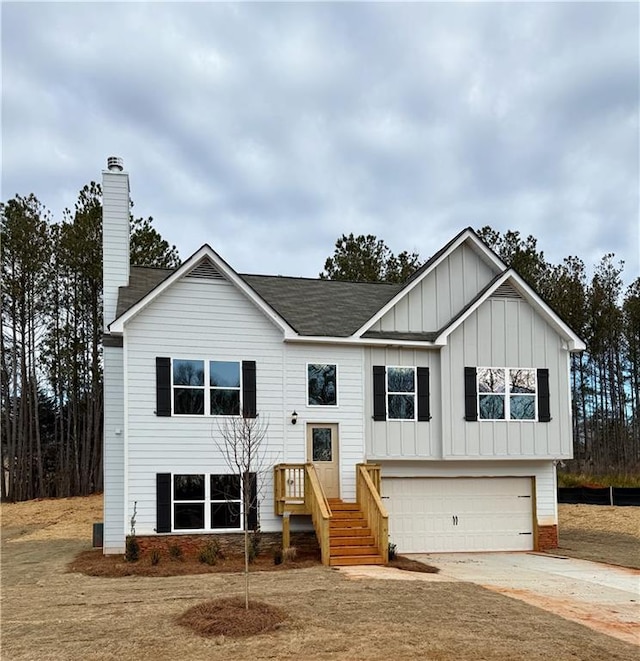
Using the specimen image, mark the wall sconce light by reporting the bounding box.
[291,411,298,425]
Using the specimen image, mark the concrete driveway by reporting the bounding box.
[410,552,640,646]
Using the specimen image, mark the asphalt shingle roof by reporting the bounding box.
[116,266,402,337]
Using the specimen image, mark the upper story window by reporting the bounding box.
[308,363,337,406]
[172,359,241,415]
[478,368,536,420]
[387,366,416,420]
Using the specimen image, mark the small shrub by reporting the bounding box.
[149,548,161,566]
[168,543,183,561]
[273,549,283,565]
[125,535,140,562]
[198,539,223,566]
[388,542,397,561]
[282,546,297,563]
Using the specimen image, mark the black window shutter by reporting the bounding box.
[242,361,257,418]
[417,367,431,421]
[156,357,171,417]
[156,473,171,533]
[464,367,478,421]
[246,472,258,531]
[537,368,551,422]
[373,366,386,421]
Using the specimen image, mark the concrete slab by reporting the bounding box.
[410,552,640,646]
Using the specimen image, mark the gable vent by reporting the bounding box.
[491,282,522,299]
[186,259,224,280]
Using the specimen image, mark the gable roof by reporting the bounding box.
[352,227,507,337]
[114,265,401,337]
[434,269,586,351]
[109,228,585,350]
[109,245,297,335]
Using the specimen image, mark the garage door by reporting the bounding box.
[382,477,534,553]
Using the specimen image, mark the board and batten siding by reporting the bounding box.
[283,343,366,502]
[441,297,573,459]
[372,243,498,333]
[364,347,441,459]
[103,344,126,552]
[380,459,558,526]
[123,276,286,536]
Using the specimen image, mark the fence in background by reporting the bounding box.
[558,487,640,506]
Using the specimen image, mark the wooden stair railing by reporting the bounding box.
[356,463,389,563]
[274,463,332,565]
[304,463,332,565]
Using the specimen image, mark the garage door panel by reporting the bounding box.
[382,477,534,553]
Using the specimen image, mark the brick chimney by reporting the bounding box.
[102,156,130,331]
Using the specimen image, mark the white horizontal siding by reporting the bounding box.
[442,298,573,460]
[283,343,366,501]
[374,243,498,333]
[124,276,286,535]
[103,345,125,552]
[380,459,557,524]
[364,347,441,459]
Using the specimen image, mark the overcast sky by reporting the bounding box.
[3,2,639,285]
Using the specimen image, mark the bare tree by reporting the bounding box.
[214,415,274,610]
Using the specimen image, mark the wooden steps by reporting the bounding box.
[327,499,384,566]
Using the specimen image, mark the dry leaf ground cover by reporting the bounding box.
[1,495,639,660]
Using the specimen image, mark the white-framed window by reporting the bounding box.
[172,359,241,415]
[173,473,242,531]
[478,367,537,420]
[386,366,416,420]
[307,363,338,406]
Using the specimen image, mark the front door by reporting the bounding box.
[307,423,340,499]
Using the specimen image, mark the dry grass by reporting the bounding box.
[176,597,287,638]
[1,493,102,541]
[2,497,640,660]
[556,504,640,569]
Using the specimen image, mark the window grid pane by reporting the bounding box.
[477,367,538,420]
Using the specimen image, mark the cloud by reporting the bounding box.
[2,1,638,283]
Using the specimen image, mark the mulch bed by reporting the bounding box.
[387,555,440,573]
[176,597,287,638]
[68,548,321,577]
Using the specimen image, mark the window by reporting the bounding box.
[307,363,337,406]
[173,473,242,530]
[210,361,241,415]
[387,367,416,420]
[172,359,241,415]
[478,368,537,420]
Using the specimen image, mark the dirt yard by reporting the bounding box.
[557,504,640,569]
[1,496,639,660]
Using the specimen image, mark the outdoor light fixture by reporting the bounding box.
[291,411,298,425]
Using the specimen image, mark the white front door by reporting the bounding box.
[382,477,534,553]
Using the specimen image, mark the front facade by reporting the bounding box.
[102,158,585,557]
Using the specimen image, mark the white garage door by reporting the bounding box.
[382,477,534,553]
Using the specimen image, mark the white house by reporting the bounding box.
[102,157,585,564]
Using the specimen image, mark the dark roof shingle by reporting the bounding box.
[116,266,402,337]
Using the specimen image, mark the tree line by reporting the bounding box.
[321,229,640,475]
[1,184,179,501]
[2,197,637,502]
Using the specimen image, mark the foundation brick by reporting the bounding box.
[537,524,558,550]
